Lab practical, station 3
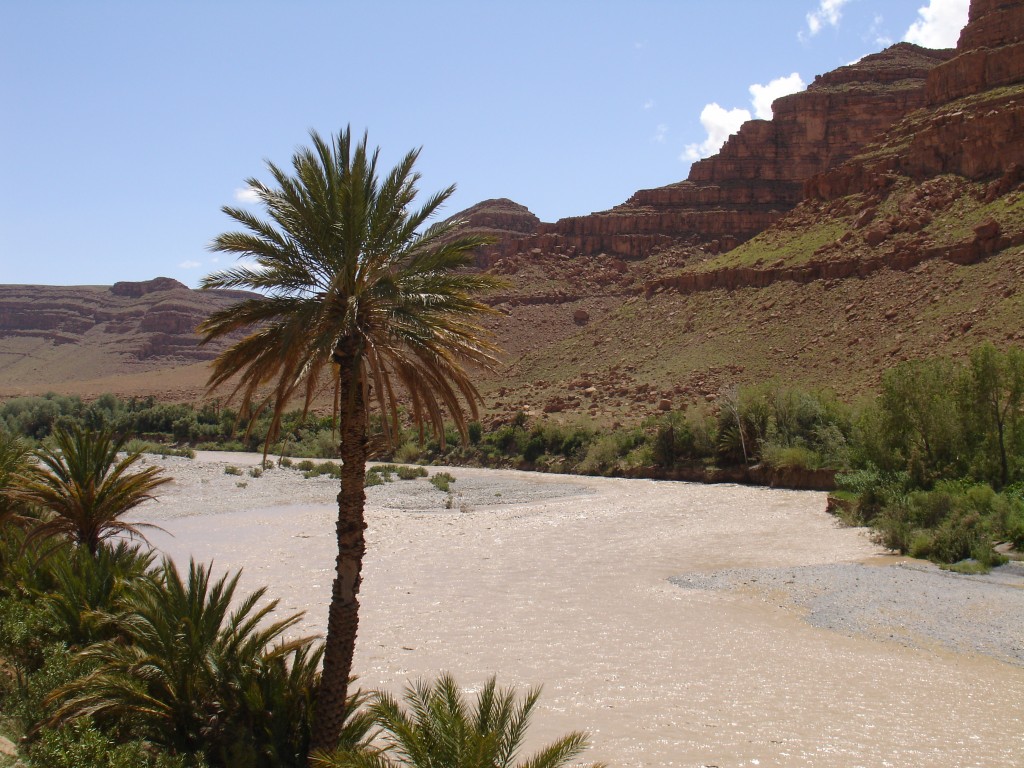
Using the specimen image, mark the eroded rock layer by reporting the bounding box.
[470,43,952,264]
[0,279,252,395]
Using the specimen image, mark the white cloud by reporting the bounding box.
[749,72,805,120]
[234,186,261,204]
[682,103,751,162]
[903,0,969,48]
[653,123,669,143]
[643,98,654,110]
[682,73,807,162]
[178,260,201,269]
[805,0,851,37]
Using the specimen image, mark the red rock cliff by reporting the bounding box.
[468,43,952,264]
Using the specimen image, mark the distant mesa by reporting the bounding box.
[0,277,252,397]
[110,277,189,297]
[457,42,954,266]
[453,198,540,235]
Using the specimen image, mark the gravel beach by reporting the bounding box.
[135,452,1024,768]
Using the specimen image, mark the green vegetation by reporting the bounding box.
[13,425,171,557]
[831,343,1024,569]
[703,215,851,271]
[0,392,342,457]
[0,427,595,767]
[0,533,373,767]
[315,673,603,768]
[4,342,1023,575]
[428,472,455,493]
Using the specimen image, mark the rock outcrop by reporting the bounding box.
[0,280,253,394]
[808,0,1024,199]
[442,199,541,268]
[467,43,952,264]
[926,0,1024,104]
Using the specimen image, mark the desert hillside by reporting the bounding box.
[2,0,1022,420]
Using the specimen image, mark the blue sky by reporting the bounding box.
[1,0,969,287]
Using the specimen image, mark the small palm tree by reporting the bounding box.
[315,673,605,768]
[45,558,348,766]
[46,540,156,648]
[198,127,503,754]
[14,424,170,556]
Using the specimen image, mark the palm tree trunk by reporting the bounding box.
[310,363,368,758]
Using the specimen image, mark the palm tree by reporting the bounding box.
[197,127,502,755]
[44,558,362,766]
[14,424,170,556]
[46,540,156,647]
[313,673,605,768]
[0,430,34,529]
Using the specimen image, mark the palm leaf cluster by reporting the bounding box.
[199,127,508,753]
[12,424,170,556]
[0,430,33,529]
[317,673,604,768]
[44,558,360,766]
[198,127,504,449]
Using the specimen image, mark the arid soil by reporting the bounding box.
[134,453,1024,768]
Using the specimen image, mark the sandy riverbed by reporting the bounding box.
[134,452,1024,767]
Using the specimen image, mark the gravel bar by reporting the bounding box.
[671,560,1024,665]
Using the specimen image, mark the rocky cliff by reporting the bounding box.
[469,0,1024,422]
[468,43,953,266]
[0,278,252,396]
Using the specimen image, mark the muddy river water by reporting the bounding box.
[138,455,1024,767]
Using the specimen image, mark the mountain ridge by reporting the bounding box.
[2,0,1022,420]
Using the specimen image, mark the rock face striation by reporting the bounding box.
[808,0,1024,198]
[0,279,253,394]
[467,43,953,264]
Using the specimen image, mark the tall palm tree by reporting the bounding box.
[197,127,502,755]
[313,673,605,768]
[15,424,170,557]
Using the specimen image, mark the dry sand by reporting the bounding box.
[134,452,1024,768]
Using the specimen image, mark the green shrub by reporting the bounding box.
[430,472,456,493]
[393,442,422,464]
[29,723,199,768]
[523,435,546,464]
[5,642,88,735]
[761,443,818,471]
[122,438,154,455]
[248,466,263,478]
[577,430,642,476]
[0,595,58,670]
[396,465,427,480]
[303,461,342,479]
[224,465,242,476]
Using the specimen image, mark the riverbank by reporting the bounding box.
[135,453,1024,767]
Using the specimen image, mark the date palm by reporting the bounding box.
[0,430,34,529]
[45,557,352,765]
[15,424,170,557]
[314,673,605,768]
[198,127,502,756]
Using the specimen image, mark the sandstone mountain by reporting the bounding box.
[0,278,252,400]
[2,0,1022,423]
